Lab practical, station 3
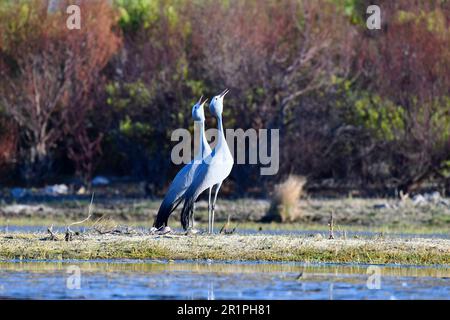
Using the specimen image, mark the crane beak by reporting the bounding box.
[197,95,204,105]
[201,98,208,107]
[220,88,229,98]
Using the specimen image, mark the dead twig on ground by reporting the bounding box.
[219,214,238,235]
[92,215,125,235]
[219,215,231,234]
[65,192,95,241]
[46,225,59,241]
[328,211,335,239]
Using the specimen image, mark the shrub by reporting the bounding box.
[0,0,120,183]
[264,175,306,222]
[0,116,18,181]
[352,0,450,192]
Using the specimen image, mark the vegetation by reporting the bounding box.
[265,175,306,222]
[1,196,448,233]
[0,232,448,265]
[0,0,448,197]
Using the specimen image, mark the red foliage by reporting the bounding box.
[0,118,18,179]
[0,0,120,182]
[357,0,450,191]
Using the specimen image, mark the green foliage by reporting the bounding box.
[352,94,405,141]
[106,81,153,112]
[396,9,447,34]
[441,160,450,178]
[331,0,366,25]
[114,0,191,35]
[342,88,450,149]
[333,76,405,141]
[119,116,152,138]
[0,1,34,52]
[106,81,155,140]
[430,97,450,148]
[114,0,160,32]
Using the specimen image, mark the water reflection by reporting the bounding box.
[0,260,448,300]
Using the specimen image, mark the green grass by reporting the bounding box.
[1,197,448,265]
[1,233,448,265]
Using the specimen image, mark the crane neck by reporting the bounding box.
[216,115,225,148]
[200,121,209,157]
[194,120,208,161]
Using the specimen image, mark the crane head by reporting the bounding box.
[192,95,208,122]
[209,89,229,118]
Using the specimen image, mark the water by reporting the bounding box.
[0,260,448,299]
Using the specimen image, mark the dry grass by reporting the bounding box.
[264,175,306,222]
[0,233,448,265]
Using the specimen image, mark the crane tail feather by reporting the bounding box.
[180,195,195,231]
[153,196,182,229]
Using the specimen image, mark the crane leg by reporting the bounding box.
[208,187,212,234]
[211,182,222,234]
[190,202,196,230]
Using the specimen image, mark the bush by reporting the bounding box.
[264,175,306,222]
[350,0,450,192]
[0,0,448,196]
[0,0,120,184]
[0,116,18,181]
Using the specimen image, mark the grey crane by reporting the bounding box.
[180,89,234,234]
[152,96,212,232]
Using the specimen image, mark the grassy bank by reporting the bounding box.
[1,233,448,265]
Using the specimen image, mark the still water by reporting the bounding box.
[0,260,448,299]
